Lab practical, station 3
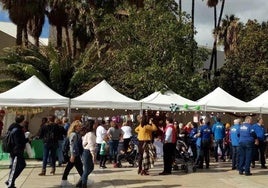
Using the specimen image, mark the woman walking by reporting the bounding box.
[81,120,96,188]
[61,120,83,187]
[135,116,157,175]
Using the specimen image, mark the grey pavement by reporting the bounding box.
[0,158,268,188]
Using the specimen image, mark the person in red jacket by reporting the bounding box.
[159,117,176,175]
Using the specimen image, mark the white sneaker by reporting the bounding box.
[60,180,72,187]
[87,179,94,185]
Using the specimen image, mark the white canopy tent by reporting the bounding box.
[197,87,260,113]
[247,90,268,114]
[0,75,70,107]
[71,80,141,110]
[140,90,198,111]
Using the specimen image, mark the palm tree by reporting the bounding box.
[217,14,240,57]
[0,0,31,46]
[0,45,98,97]
[205,0,225,77]
[46,0,70,51]
[27,0,46,47]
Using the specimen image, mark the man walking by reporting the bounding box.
[5,115,27,188]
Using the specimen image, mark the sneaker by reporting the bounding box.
[87,179,94,186]
[60,180,72,187]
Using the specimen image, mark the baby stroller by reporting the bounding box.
[173,139,196,173]
[116,136,139,168]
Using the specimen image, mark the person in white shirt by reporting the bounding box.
[81,120,96,187]
[121,120,133,152]
[95,120,107,161]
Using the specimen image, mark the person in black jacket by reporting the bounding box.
[5,115,27,188]
[39,115,60,176]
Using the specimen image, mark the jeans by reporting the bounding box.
[42,143,57,169]
[214,139,224,160]
[239,142,253,174]
[201,140,210,168]
[57,140,64,165]
[95,143,102,161]
[109,140,119,163]
[62,155,83,180]
[82,150,94,184]
[231,146,239,169]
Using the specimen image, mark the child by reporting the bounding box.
[99,135,109,169]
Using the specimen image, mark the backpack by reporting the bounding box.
[43,124,57,144]
[62,133,83,163]
[62,138,70,164]
[2,128,17,153]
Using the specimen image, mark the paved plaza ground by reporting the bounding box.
[0,158,268,188]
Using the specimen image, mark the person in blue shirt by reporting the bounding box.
[230,118,241,170]
[189,122,198,161]
[238,116,257,176]
[251,117,267,169]
[212,116,226,162]
[196,116,212,169]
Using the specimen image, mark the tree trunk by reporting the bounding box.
[65,26,72,57]
[191,0,195,71]
[16,24,23,46]
[23,26,28,47]
[179,0,182,21]
[56,25,63,49]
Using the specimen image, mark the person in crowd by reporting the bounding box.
[251,117,267,169]
[159,117,176,175]
[135,115,157,175]
[212,115,226,162]
[23,120,33,158]
[0,116,3,137]
[36,117,48,138]
[39,115,60,176]
[183,122,193,145]
[62,117,70,132]
[238,116,257,176]
[99,135,109,169]
[61,120,84,187]
[230,118,241,170]
[189,122,198,161]
[107,118,123,166]
[95,119,107,162]
[5,115,27,188]
[56,118,67,167]
[195,118,204,168]
[81,120,96,188]
[224,123,232,161]
[121,119,133,152]
[196,116,212,169]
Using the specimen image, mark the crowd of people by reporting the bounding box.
[2,112,268,188]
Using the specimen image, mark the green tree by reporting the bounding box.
[217,19,268,101]
[93,0,209,100]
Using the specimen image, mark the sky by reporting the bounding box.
[182,0,268,48]
[1,1,268,47]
